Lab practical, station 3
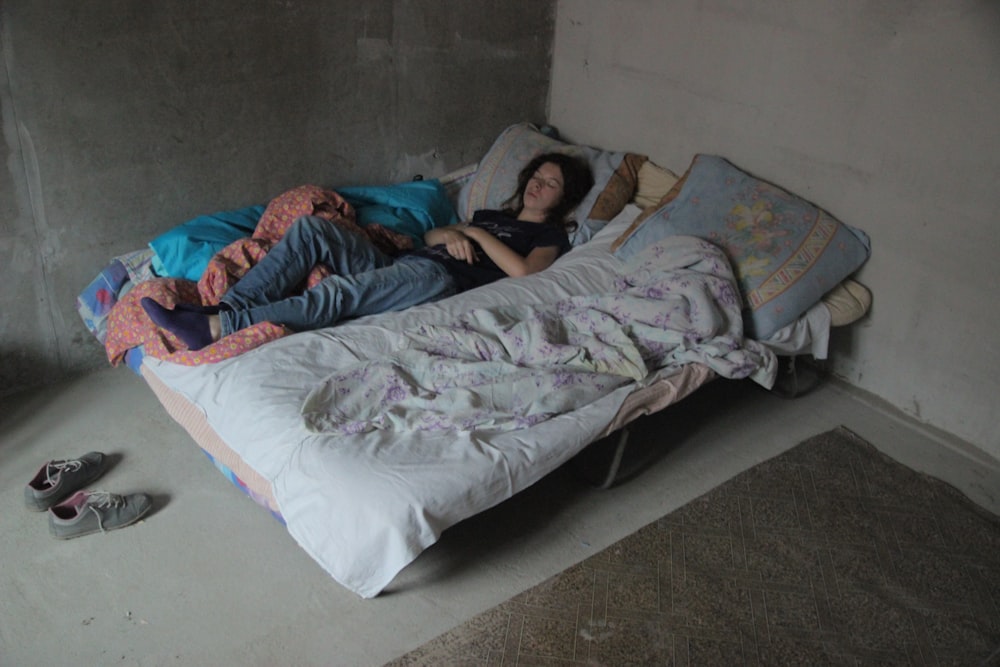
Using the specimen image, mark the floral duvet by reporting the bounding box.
[302,235,773,436]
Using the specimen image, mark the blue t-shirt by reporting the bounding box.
[413,209,572,291]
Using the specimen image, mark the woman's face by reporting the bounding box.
[522,162,565,218]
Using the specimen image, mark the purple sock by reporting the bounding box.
[171,302,221,315]
[141,298,215,351]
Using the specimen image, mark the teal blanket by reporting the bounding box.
[340,179,458,248]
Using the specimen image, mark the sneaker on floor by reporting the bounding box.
[48,490,152,540]
[24,451,110,511]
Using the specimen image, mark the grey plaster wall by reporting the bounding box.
[550,0,1000,458]
[0,2,554,397]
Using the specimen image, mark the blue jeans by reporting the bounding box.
[219,216,457,335]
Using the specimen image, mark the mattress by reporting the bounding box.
[142,364,283,520]
[140,344,716,522]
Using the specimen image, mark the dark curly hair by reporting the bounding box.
[503,152,594,231]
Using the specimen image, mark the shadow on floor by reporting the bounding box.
[568,377,761,488]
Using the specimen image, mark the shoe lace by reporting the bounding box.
[45,458,85,486]
[84,491,126,534]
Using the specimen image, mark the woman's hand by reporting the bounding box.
[443,228,478,264]
[425,225,478,264]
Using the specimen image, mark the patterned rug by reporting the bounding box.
[386,427,1000,666]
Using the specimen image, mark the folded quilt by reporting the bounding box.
[301,235,776,435]
[76,249,158,346]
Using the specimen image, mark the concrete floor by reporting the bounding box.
[1,366,997,666]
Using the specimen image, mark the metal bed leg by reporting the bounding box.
[593,426,631,490]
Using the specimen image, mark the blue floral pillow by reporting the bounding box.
[614,154,871,339]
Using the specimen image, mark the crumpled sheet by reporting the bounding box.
[302,234,776,435]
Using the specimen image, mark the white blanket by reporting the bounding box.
[145,211,776,598]
[302,235,773,435]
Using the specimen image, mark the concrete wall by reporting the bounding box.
[0,1,554,396]
[550,1,1000,459]
[5,1,997,462]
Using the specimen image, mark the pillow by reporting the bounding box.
[338,179,459,247]
[457,122,645,245]
[611,168,688,253]
[822,279,872,327]
[633,160,679,209]
[614,154,871,339]
[149,206,265,281]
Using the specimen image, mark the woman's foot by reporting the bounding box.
[141,298,220,351]
[170,302,221,315]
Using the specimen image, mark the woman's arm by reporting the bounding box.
[423,224,466,247]
[424,224,478,264]
[461,225,560,277]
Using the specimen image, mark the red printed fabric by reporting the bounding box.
[252,184,415,255]
[253,184,353,242]
[104,185,416,367]
[103,278,291,366]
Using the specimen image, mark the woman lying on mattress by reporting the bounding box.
[140,153,594,350]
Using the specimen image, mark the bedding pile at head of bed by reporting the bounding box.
[78,122,872,597]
